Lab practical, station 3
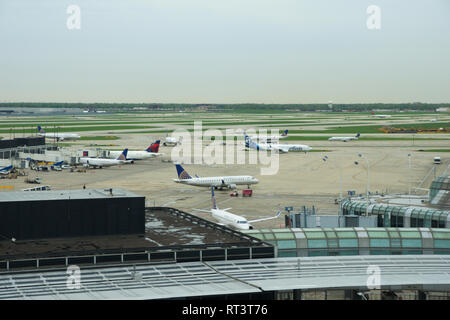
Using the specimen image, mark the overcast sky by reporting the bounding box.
[0,0,449,104]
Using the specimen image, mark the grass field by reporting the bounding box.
[282,136,450,141]
[0,125,158,134]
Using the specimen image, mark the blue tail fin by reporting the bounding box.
[37,126,45,133]
[117,148,128,160]
[282,129,288,136]
[0,165,12,172]
[175,164,192,179]
[356,133,360,138]
[211,187,217,209]
[244,133,260,150]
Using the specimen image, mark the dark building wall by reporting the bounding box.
[0,137,45,150]
[0,196,145,240]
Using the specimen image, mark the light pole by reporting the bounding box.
[322,155,343,200]
[355,153,370,216]
[408,153,411,197]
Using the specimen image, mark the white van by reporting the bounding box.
[434,157,441,164]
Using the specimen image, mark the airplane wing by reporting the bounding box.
[192,209,211,213]
[248,211,281,224]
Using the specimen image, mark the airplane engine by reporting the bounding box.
[228,184,237,190]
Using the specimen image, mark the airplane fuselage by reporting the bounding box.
[79,157,124,168]
[274,143,312,152]
[211,208,252,230]
[38,133,80,141]
[174,176,258,188]
[108,150,160,160]
[328,137,358,142]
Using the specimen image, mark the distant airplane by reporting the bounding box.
[249,129,289,142]
[244,133,311,153]
[163,134,180,146]
[0,165,13,175]
[83,107,106,113]
[371,113,391,118]
[193,187,281,230]
[328,133,360,142]
[108,140,163,160]
[80,149,128,168]
[173,164,258,189]
[37,126,81,141]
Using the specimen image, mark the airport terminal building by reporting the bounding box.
[0,188,449,300]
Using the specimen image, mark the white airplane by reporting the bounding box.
[244,133,311,153]
[0,165,13,175]
[163,134,180,146]
[271,142,312,153]
[173,164,259,189]
[371,114,391,119]
[108,140,162,160]
[37,126,81,141]
[249,129,289,142]
[193,187,281,230]
[328,133,360,142]
[80,149,128,168]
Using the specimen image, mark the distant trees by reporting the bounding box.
[0,102,448,112]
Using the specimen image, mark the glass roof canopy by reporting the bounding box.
[243,227,450,257]
[341,200,450,228]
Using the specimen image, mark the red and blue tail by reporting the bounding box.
[37,126,45,134]
[281,129,288,136]
[146,140,160,153]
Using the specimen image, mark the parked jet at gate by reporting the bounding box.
[37,126,81,141]
[193,187,281,230]
[0,165,13,175]
[173,164,258,189]
[108,140,162,160]
[80,149,128,168]
[328,133,360,142]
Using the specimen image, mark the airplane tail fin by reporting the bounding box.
[146,140,160,153]
[244,133,260,150]
[117,149,128,160]
[356,133,360,138]
[244,133,251,148]
[175,164,192,179]
[37,126,45,133]
[211,186,217,210]
[282,129,288,136]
